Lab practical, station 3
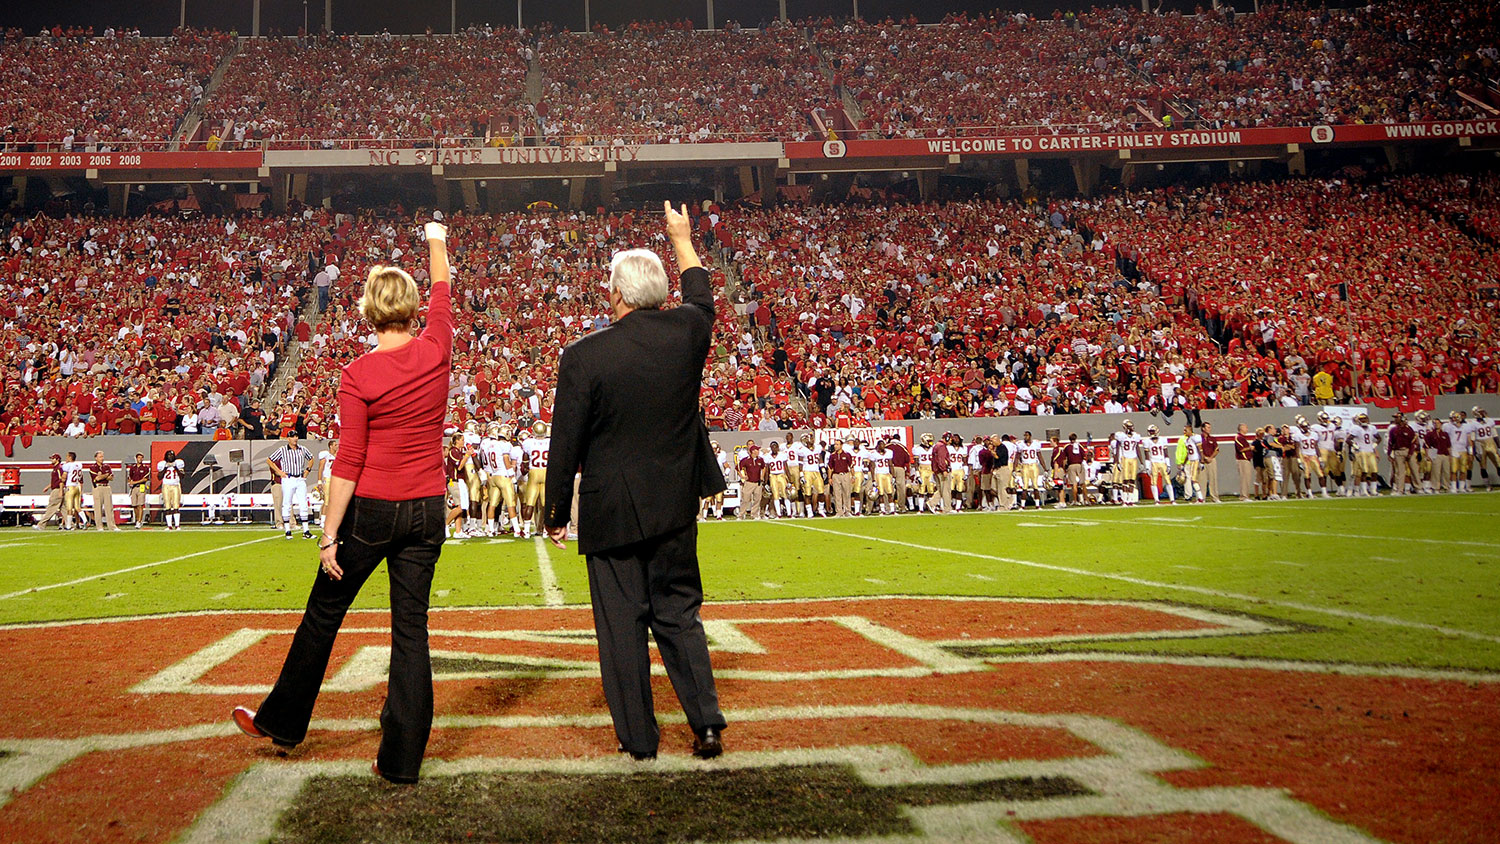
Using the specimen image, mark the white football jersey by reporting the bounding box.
[1473,417,1496,441]
[912,444,933,467]
[157,459,185,485]
[787,442,811,466]
[481,438,515,477]
[1114,431,1142,460]
[1184,434,1203,462]
[522,436,551,470]
[1017,442,1041,464]
[1311,423,1335,451]
[1444,422,1469,453]
[766,452,789,474]
[62,461,85,487]
[1144,436,1170,463]
[1351,424,1381,453]
[319,450,334,480]
[1295,429,1319,457]
[1462,419,1488,446]
[872,448,894,475]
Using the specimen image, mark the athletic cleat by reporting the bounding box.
[284,530,293,540]
[303,530,313,539]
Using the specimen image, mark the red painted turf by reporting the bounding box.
[0,599,1494,843]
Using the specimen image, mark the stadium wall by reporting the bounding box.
[1,395,1490,498]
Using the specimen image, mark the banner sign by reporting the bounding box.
[364,146,645,167]
[787,120,1500,161]
[0,150,262,172]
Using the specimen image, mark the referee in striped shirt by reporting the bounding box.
[268,434,316,539]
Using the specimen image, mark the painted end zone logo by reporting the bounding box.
[0,597,1496,843]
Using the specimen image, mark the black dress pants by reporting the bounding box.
[587,522,726,756]
[253,495,445,782]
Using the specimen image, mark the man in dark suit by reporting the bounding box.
[545,202,726,761]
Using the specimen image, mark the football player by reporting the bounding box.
[703,441,732,520]
[1349,412,1382,496]
[1014,432,1044,509]
[462,419,484,523]
[316,440,338,527]
[800,436,827,518]
[1142,425,1174,504]
[481,422,520,537]
[1467,407,1497,491]
[868,438,896,515]
[785,432,806,512]
[158,449,185,530]
[765,440,790,518]
[946,434,966,512]
[520,421,551,537]
[1442,411,1471,493]
[1293,416,1327,498]
[1112,420,1142,505]
[911,433,936,513]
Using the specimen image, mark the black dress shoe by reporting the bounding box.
[617,745,656,761]
[692,727,723,760]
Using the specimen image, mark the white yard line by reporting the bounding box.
[0,536,278,601]
[1268,560,1307,568]
[772,522,1500,644]
[1148,522,1500,549]
[532,537,565,606]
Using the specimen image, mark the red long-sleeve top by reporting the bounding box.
[330,280,453,500]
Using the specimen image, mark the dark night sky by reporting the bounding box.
[4,0,1218,37]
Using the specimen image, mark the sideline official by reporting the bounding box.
[545,202,727,761]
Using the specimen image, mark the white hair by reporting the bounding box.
[608,249,669,310]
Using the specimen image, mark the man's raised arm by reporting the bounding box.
[664,201,712,319]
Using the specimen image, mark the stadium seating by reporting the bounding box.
[534,21,835,144]
[285,209,741,434]
[203,30,529,148]
[1078,174,1500,403]
[0,28,232,150]
[815,14,1159,137]
[0,213,308,436]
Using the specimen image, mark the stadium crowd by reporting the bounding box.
[4,0,1497,149]
[815,13,1160,137]
[0,27,232,150]
[281,208,741,441]
[6,169,1498,439]
[534,20,835,144]
[0,212,311,441]
[204,28,529,148]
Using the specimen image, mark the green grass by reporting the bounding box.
[2,494,1498,672]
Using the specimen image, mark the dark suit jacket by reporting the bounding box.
[545,266,726,555]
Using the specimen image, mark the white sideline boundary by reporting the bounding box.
[532,537,565,606]
[772,522,1500,644]
[0,536,278,601]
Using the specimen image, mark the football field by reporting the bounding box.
[0,494,1497,843]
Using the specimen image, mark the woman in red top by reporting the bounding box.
[233,221,453,784]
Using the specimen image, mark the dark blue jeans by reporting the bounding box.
[253,494,445,782]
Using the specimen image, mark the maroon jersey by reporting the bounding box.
[128,463,151,487]
[90,462,113,486]
[445,448,467,482]
[48,465,65,491]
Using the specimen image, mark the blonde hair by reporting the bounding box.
[359,266,420,331]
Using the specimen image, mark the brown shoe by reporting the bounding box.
[692,727,723,760]
[232,706,296,749]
